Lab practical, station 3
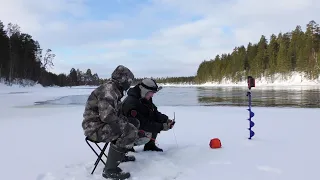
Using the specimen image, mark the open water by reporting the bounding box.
[34,86,320,108]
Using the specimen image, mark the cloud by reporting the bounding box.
[1,0,320,78]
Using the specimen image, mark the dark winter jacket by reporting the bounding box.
[121,85,169,133]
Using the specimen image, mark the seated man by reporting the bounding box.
[121,78,175,152]
[82,65,138,180]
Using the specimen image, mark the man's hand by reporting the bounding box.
[162,120,175,131]
[138,130,146,138]
[168,119,175,128]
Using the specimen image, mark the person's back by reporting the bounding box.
[82,79,124,142]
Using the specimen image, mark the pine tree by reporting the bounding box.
[267,34,279,76]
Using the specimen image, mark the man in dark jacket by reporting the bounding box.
[82,65,138,180]
[121,78,175,152]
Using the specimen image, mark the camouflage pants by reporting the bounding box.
[90,119,139,149]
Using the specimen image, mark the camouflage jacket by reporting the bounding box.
[82,79,127,138]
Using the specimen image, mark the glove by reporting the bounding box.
[138,130,146,138]
[167,119,175,128]
[135,131,152,146]
[162,120,175,131]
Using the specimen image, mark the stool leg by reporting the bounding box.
[86,138,100,158]
[91,142,109,174]
[95,143,108,160]
[86,138,105,174]
[85,137,110,174]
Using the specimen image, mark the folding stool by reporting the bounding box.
[85,136,109,174]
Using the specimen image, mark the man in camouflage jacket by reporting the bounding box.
[82,65,138,180]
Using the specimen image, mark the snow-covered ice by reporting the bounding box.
[1,83,320,180]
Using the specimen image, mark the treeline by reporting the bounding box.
[0,20,106,87]
[131,76,195,85]
[0,19,195,87]
[195,20,320,84]
[6,19,319,87]
[0,21,55,86]
[155,76,195,84]
[64,68,102,86]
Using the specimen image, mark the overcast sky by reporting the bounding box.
[0,0,319,78]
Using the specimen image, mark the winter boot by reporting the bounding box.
[143,133,163,152]
[127,146,135,152]
[121,145,136,162]
[102,143,131,180]
[121,152,136,162]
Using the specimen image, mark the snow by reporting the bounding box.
[160,71,320,87]
[1,83,320,180]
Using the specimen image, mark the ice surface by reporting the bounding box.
[1,83,320,180]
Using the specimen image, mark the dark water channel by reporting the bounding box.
[34,86,320,108]
[152,86,320,108]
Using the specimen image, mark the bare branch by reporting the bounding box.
[41,48,55,70]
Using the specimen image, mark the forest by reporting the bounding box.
[0,20,105,87]
[0,19,193,87]
[1,20,319,86]
[195,20,320,84]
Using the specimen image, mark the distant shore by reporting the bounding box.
[2,71,320,90]
[159,72,320,88]
[158,82,320,87]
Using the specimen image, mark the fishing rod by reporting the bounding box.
[172,112,178,147]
